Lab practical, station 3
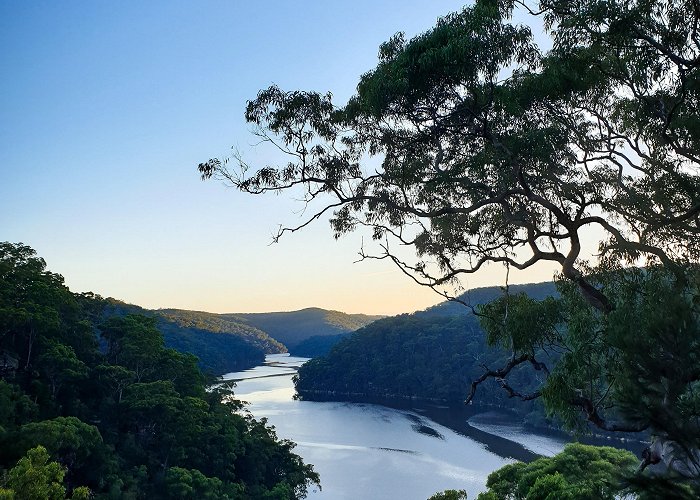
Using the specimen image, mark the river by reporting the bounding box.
[222,354,634,500]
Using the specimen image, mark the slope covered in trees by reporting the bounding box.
[230,308,382,351]
[154,308,286,373]
[291,333,351,358]
[97,301,379,374]
[96,301,283,375]
[287,285,557,358]
[295,281,555,408]
[294,312,548,424]
[0,242,319,499]
[292,282,557,358]
[418,282,557,318]
[156,308,286,354]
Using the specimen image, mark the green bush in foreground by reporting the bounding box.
[476,443,637,500]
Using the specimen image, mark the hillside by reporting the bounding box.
[295,281,560,424]
[292,333,352,358]
[99,300,286,375]
[98,301,381,372]
[93,285,556,374]
[0,242,319,498]
[295,314,545,415]
[227,307,383,350]
[417,281,557,318]
[156,308,286,354]
[252,284,556,357]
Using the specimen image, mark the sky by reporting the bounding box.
[0,1,562,315]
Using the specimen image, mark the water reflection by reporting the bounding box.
[222,355,624,499]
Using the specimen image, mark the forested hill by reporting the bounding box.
[295,282,559,424]
[99,303,380,373]
[228,308,383,351]
[0,242,319,498]
[157,308,286,353]
[295,314,546,420]
[417,281,557,318]
[292,333,352,358]
[294,282,557,360]
[98,301,286,375]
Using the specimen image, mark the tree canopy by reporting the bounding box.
[199,0,700,492]
[477,443,638,499]
[294,313,546,416]
[200,0,699,307]
[0,242,319,499]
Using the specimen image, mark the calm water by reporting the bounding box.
[221,355,588,499]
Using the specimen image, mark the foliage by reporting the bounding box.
[428,489,468,500]
[99,301,278,375]
[17,416,115,492]
[5,445,66,500]
[476,443,637,500]
[0,380,37,434]
[295,313,545,414]
[163,467,243,499]
[0,445,92,500]
[232,308,382,350]
[0,242,320,499]
[200,0,699,306]
[291,333,350,358]
[198,0,700,490]
[465,264,700,495]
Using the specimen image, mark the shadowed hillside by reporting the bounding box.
[417,281,557,318]
[227,308,383,350]
[100,301,381,370]
[295,281,560,425]
[100,300,286,375]
[292,333,352,358]
[157,308,286,354]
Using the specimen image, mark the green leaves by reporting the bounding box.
[197,0,700,492]
[0,243,321,499]
[354,2,537,116]
[164,467,243,499]
[200,0,700,306]
[479,293,562,353]
[3,446,67,500]
[17,417,114,492]
[1,445,93,500]
[477,443,638,500]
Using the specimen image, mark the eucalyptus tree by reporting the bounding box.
[199,0,700,484]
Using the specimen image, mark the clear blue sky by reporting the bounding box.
[1,1,560,315]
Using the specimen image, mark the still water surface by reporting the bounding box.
[223,354,570,500]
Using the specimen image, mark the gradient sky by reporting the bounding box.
[1,1,563,315]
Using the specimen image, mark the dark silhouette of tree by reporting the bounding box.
[198,0,700,487]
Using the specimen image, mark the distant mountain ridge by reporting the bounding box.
[417,281,557,318]
[99,299,382,373]
[156,308,286,353]
[275,283,557,357]
[227,307,384,350]
[100,299,281,375]
[98,282,557,376]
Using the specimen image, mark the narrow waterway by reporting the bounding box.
[222,354,633,499]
